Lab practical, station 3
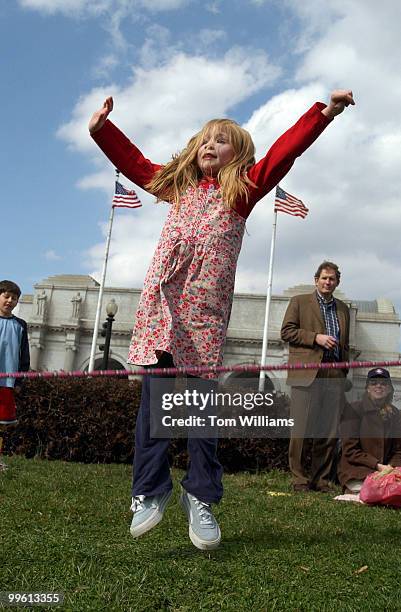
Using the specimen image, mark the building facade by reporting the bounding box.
[18,274,401,405]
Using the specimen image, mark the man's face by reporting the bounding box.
[315,268,339,299]
[366,379,391,402]
[0,291,19,317]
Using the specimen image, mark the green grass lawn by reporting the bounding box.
[1,457,400,612]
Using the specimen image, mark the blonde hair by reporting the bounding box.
[146,119,256,209]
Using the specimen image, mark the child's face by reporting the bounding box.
[197,129,235,177]
[0,291,19,317]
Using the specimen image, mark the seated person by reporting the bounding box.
[338,368,401,494]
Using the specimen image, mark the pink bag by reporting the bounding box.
[360,467,401,507]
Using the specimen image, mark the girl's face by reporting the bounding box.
[196,129,235,176]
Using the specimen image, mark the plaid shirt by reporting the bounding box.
[316,291,340,361]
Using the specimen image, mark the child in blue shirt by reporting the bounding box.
[0,280,30,469]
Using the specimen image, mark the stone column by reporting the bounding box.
[28,326,47,371]
[29,344,42,371]
[63,346,76,372]
[63,327,81,372]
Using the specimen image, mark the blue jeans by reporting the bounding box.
[132,353,223,504]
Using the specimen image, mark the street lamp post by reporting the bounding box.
[101,298,118,370]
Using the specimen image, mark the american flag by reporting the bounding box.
[112,181,142,209]
[274,186,308,219]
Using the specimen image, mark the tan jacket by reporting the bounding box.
[281,292,350,387]
[338,395,401,486]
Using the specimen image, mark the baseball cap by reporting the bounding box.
[367,367,391,380]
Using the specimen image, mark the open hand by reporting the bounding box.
[89,96,113,134]
[322,90,355,119]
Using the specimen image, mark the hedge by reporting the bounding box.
[2,378,292,472]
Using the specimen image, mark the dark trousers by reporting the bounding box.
[132,353,223,504]
[288,369,345,488]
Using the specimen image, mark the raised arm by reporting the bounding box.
[89,97,162,190]
[242,89,355,215]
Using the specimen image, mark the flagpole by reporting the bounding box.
[88,170,119,372]
[259,209,278,392]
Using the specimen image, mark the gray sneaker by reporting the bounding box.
[130,490,172,538]
[180,489,221,551]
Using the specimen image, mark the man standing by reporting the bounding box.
[281,261,350,492]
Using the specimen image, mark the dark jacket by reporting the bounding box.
[281,292,350,387]
[338,394,401,487]
[14,316,30,385]
[3,315,30,387]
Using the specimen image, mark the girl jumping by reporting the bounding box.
[89,89,354,550]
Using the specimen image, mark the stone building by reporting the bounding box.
[17,274,401,405]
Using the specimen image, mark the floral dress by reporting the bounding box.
[92,103,330,377]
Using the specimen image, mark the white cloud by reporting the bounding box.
[44,249,62,261]
[19,0,189,15]
[137,24,178,69]
[197,28,226,47]
[92,54,119,79]
[57,47,280,181]
[86,202,168,287]
[18,0,191,52]
[137,0,190,10]
[57,1,401,322]
[18,0,109,16]
[205,2,221,14]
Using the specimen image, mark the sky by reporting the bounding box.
[3,1,401,325]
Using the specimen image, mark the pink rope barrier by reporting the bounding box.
[1,359,401,380]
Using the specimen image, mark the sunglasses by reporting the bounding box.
[368,379,390,386]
